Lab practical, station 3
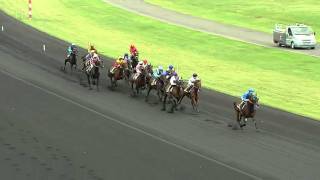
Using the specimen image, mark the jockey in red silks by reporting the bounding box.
[130,44,138,56]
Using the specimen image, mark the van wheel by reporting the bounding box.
[311,47,315,49]
[291,42,295,49]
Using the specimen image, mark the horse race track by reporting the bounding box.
[1,12,320,180]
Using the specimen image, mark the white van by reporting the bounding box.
[273,24,316,49]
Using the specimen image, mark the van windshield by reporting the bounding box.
[291,27,313,35]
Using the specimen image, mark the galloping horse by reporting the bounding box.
[108,62,130,89]
[162,79,185,113]
[145,74,166,102]
[130,53,139,69]
[84,59,104,90]
[178,80,202,112]
[233,94,259,129]
[129,64,152,96]
[63,48,77,73]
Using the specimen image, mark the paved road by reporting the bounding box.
[106,0,320,58]
[1,11,320,179]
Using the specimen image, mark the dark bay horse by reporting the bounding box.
[63,48,77,73]
[129,64,152,96]
[108,62,130,89]
[162,79,185,113]
[84,60,104,90]
[178,80,202,112]
[130,53,139,69]
[145,75,165,102]
[233,94,259,129]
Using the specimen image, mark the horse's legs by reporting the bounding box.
[161,94,167,111]
[178,94,185,104]
[109,76,114,89]
[169,97,175,113]
[63,59,68,70]
[70,64,73,74]
[238,115,244,129]
[136,84,139,95]
[96,76,100,91]
[191,96,197,112]
[157,89,163,102]
[194,97,199,113]
[87,74,92,90]
[253,118,258,129]
[145,87,152,102]
[130,82,135,96]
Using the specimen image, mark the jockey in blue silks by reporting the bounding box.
[67,43,77,58]
[238,88,255,110]
[153,66,164,79]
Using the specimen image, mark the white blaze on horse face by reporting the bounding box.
[43,44,46,52]
[1,25,3,32]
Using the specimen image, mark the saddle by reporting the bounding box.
[110,66,122,74]
[151,79,157,86]
[86,64,94,73]
[240,102,255,114]
[133,73,142,81]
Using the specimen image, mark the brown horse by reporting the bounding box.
[145,75,166,102]
[83,59,104,91]
[129,64,152,96]
[178,80,202,112]
[162,79,185,113]
[233,94,259,129]
[108,63,130,89]
[63,48,77,73]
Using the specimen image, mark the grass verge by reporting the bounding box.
[146,0,320,40]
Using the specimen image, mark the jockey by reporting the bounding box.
[88,44,97,54]
[124,53,130,62]
[166,65,175,80]
[110,57,126,74]
[82,50,95,70]
[90,53,100,65]
[184,73,201,93]
[133,61,146,87]
[142,59,148,68]
[166,72,179,93]
[85,53,100,72]
[238,88,256,110]
[85,50,95,61]
[152,66,164,79]
[135,61,144,75]
[129,44,138,56]
[115,57,126,66]
[66,43,77,58]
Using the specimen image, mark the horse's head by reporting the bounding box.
[145,64,153,74]
[72,48,77,55]
[176,79,185,87]
[122,61,128,69]
[194,80,201,89]
[131,53,139,61]
[248,94,259,104]
[95,58,104,68]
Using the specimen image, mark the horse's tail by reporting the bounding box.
[233,102,239,112]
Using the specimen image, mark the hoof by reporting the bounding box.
[161,108,165,111]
